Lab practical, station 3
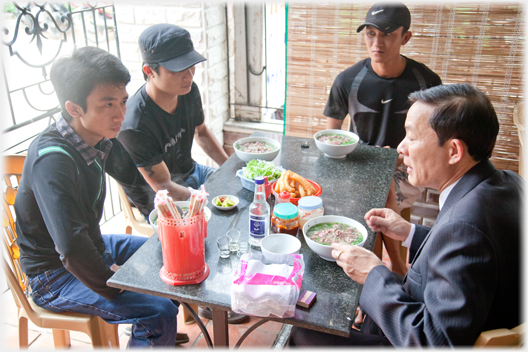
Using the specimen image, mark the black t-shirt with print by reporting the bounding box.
[324,56,442,148]
[118,81,205,186]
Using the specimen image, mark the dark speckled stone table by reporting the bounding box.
[108,132,398,346]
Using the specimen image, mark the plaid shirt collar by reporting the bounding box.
[55,114,113,166]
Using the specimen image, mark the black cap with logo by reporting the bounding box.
[356,2,411,34]
[139,23,206,72]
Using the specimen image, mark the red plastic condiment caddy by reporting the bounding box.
[158,210,210,285]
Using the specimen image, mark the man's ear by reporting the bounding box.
[143,64,155,79]
[65,101,83,118]
[448,138,466,165]
[402,31,412,46]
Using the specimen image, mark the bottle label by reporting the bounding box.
[249,214,267,238]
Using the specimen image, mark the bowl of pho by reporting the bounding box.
[313,130,359,159]
[302,215,368,261]
[233,136,281,163]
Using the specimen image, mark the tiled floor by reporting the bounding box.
[2,212,395,349]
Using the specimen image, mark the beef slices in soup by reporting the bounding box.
[236,141,277,153]
[317,134,356,145]
[306,222,363,246]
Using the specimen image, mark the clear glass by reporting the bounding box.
[227,229,241,252]
[217,236,231,258]
[249,180,270,247]
[237,241,250,257]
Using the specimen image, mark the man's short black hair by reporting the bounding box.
[50,46,131,122]
[408,83,499,162]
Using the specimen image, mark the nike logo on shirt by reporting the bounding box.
[381,99,393,104]
[371,9,384,15]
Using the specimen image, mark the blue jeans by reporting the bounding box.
[29,234,179,348]
[183,163,216,190]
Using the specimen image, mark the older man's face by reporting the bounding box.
[397,102,452,191]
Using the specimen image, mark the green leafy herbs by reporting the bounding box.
[242,159,282,181]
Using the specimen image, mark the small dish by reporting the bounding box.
[212,195,239,210]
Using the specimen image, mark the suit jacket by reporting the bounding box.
[360,160,523,346]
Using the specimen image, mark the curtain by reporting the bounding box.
[285,3,524,172]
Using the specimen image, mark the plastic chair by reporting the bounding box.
[474,323,525,347]
[2,154,120,348]
[115,183,154,237]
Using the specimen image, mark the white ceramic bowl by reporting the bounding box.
[233,137,281,163]
[302,215,368,261]
[261,234,301,262]
[212,195,239,211]
[314,129,359,159]
[149,201,211,236]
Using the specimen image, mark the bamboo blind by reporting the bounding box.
[285,3,524,172]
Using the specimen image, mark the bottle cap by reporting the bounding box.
[279,191,291,200]
[254,176,264,185]
[297,196,323,210]
[273,202,298,219]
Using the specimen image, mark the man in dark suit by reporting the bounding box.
[289,84,522,347]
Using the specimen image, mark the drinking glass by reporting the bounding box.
[237,241,250,257]
[217,236,231,258]
[227,229,241,252]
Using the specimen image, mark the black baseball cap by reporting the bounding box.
[139,24,206,72]
[356,2,411,34]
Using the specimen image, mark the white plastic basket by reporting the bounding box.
[236,168,282,192]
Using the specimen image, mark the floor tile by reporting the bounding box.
[3,323,41,349]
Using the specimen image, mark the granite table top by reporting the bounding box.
[108,132,398,338]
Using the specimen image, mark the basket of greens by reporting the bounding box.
[236,159,283,192]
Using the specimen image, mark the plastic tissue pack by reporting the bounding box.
[231,252,304,318]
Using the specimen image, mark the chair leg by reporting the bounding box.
[183,303,198,324]
[52,329,71,348]
[105,323,120,348]
[90,316,119,348]
[18,316,29,348]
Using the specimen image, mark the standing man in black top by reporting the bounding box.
[324,2,442,278]
[15,46,189,347]
[118,24,246,324]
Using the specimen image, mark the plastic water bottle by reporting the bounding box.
[249,176,270,247]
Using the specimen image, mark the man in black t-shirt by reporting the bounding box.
[118,24,229,217]
[324,2,441,278]
[118,24,247,325]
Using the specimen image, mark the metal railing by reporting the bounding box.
[2,2,123,224]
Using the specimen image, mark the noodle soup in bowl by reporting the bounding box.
[302,215,368,261]
[314,130,359,159]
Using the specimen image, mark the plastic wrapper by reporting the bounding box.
[231,252,304,318]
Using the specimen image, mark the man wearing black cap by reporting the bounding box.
[324,2,441,278]
[118,23,229,215]
[118,24,246,325]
